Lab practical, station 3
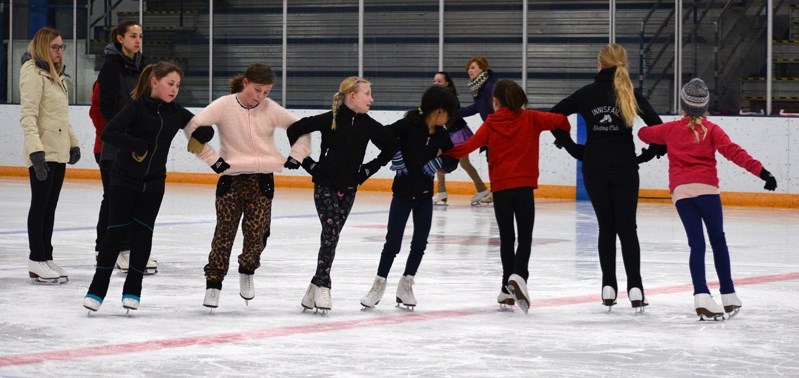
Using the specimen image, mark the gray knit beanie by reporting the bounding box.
[680,78,709,116]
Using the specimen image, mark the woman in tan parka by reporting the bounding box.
[20,27,80,284]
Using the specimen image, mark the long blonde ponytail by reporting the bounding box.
[599,44,638,128]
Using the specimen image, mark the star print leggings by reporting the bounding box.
[310,184,356,289]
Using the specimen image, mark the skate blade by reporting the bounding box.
[696,308,725,321]
[498,303,514,312]
[506,282,530,311]
[725,308,740,319]
[314,308,329,315]
[143,269,158,275]
[395,303,415,311]
[360,300,379,311]
[30,277,60,284]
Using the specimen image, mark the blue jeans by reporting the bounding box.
[675,194,735,295]
[377,196,433,278]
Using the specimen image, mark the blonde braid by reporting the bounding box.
[687,115,707,143]
[331,92,343,130]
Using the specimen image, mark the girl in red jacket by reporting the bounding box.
[638,78,777,320]
[446,79,570,313]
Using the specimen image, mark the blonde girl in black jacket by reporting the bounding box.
[287,77,399,313]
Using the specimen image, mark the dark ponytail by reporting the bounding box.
[492,79,528,112]
[230,63,275,94]
[405,85,458,123]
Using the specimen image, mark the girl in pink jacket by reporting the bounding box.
[638,78,777,320]
[183,64,311,309]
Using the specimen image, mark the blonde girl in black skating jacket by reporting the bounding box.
[550,44,665,312]
[359,85,458,310]
[286,77,399,313]
[83,62,194,314]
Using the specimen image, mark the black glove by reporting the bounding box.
[191,126,215,143]
[551,129,584,161]
[760,168,777,191]
[564,143,585,161]
[650,144,667,159]
[284,156,301,170]
[29,151,49,181]
[356,162,380,184]
[636,147,656,164]
[301,157,317,174]
[68,146,81,165]
[188,126,214,153]
[211,157,230,174]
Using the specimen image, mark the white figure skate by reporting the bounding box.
[395,275,416,310]
[361,276,387,310]
[694,293,724,321]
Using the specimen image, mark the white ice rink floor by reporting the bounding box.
[0,176,798,377]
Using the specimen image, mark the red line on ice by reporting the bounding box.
[1,271,797,367]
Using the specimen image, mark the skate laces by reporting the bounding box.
[366,281,385,301]
[402,276,414,295]
[319,287,331,302]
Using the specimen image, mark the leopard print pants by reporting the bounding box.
[204,174,274,286]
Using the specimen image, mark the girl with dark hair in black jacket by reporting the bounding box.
[83,62,194,314]
[359,85,458,310]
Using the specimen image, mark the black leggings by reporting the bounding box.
[27,162,65,261]
[87,185,164,300]
[492,187,535,293]
[94,154,130,253]
[583,168,643,296]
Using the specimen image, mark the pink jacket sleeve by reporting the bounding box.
[711,126,763,177]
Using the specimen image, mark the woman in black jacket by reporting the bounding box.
[359,85,457,310]
[83,62,194,314]
[286,77,399,313]
[550,44,665,312]
[93,21,156,274]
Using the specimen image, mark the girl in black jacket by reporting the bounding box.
[94,21,152,273]
[84,62,194,314]
[359,86,457,310]
[287,77,399,313]
[550,44,664,312]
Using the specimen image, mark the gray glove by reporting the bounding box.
[29,151,49,181]
[68,146,81,165]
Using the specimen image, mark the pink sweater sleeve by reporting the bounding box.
[185,98,224,166]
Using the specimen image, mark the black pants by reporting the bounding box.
[492,187,535,293]
[582,168,643,296]
[94,154,130,252]
[27,162,66,261]
[87,185,164,301]
[376,196,433,278]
